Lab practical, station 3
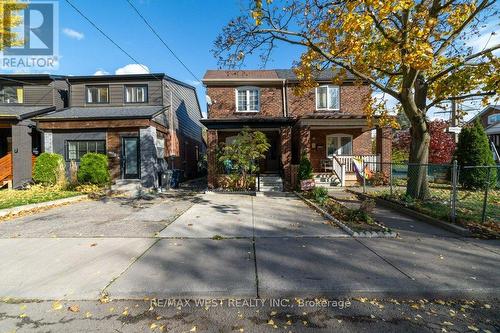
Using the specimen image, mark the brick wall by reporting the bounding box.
[287,84,371,117]
[376,127,392,174]
[207,129,218,189]
[280,126,292,190]
[206,86,284,119]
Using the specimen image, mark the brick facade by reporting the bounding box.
[287,84,371,117]
[203,72,390,190]
[207,86,284,119]
[376,127,392,175]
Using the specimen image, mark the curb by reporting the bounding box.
[350,190,472,237]
[0,195,88,219]
[294,192,397,238]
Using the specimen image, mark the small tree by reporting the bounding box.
[298,153,313,181]
[77,153,110,185]
[455,119,497,189]
[33,153,66,186]
[218,128,270,189]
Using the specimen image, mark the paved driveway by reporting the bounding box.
[0,193,196,238]
[0,191,499,301]
[159,193,346,238]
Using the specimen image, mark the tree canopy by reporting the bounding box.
[213,0,499,199]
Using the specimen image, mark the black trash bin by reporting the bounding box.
[170,169,183,189]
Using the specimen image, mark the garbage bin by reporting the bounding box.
[170,169,183,189]
[160,171,172,189]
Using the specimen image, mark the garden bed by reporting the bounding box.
[296,188,396,237]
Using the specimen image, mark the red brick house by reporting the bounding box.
[201,69,392,191]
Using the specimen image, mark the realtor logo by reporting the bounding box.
[1,0,59,69]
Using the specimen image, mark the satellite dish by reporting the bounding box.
[205,95,213,106]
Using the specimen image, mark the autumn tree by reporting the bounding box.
[0,0,27,50]
[393,119,456,164]
[212,0,499,199]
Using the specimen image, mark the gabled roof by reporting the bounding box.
[202,68,359,83]
[35,106,167,121]
[0,105,56,120]
[467,104,500,124]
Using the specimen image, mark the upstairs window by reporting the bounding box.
[125,85,148,103]
[86,86,109,104]
[66,140,106,161]
[316,85,339,111]
[236,87,259,112]
[0,85,23,103]
[488,114,500,125]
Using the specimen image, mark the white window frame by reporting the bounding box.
[125,85,148,103]
[235,86,260,112]
[315,85,340,111]
[325,134,353,157]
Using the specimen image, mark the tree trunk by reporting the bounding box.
[406,114,431,199]
[402,78,430,200]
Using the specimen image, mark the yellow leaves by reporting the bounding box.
[467,325,479,332]
[68,305,80,313]
[52,301,63,311]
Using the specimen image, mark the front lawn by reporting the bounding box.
[367,184,499,238]
[0,186,82,210]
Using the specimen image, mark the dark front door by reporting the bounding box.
[262,131,280,173]
[122,137,140,179]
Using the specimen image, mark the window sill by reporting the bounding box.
[315,109,340,112]
[235,110,260,113]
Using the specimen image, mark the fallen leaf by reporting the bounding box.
[270,311,277,316]
[268,320,275,325]
[90,243,97,247]
[150,323,158,330]
[190,327,197,332]
[52,301,63,310]
[19,313,27,318]
[484,304,491,309]
[442,321,454,326]
[467,325,479,332]
[85,311,92,318]
[68,305,80,312]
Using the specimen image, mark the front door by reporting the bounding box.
[263,132,279,173]
[122,137,140,179]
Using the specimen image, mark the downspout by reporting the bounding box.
[282,79,287,117]
[169,89,175,170]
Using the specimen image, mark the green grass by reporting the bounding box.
[0,186,81,210]
[372,185,499,225]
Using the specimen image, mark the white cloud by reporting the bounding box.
[62,28,84,40]
[115,64,150,75]
[465,22,500,55]
[93,69,110,76]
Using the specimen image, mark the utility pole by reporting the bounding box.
[450,100,459,143]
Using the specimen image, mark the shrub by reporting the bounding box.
[312,186,329,205]
[298,153,313,181]
[455,119,497,189]
[77,153,110,185]
[33,152,66,185]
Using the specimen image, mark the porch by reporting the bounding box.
[296,115,392,187]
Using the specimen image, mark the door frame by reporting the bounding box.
[121,136,140,179]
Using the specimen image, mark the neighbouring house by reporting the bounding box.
[33,73,204,188]
[201,69,392,191]
[0,74,68,188]
[467,105,500,159]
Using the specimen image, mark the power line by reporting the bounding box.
[125,0,201,83]
[64,0,164,84]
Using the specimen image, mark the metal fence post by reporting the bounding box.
[481,167,491,224]
[450,160,458,223]
[389,162,393,197]
[362,161,366,194]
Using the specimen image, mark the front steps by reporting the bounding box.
[257,174,283,192]
[313,173,359,188]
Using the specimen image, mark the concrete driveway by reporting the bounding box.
[159,193,346,238]
[0,191,499,301]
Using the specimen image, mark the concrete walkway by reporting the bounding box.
[0,192,499,300]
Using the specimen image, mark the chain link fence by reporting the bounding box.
[353,161,499,226]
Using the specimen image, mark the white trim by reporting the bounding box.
[325,133,353,157]
[315,85,340,111]
[235,86,260,113]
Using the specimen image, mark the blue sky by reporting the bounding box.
[8,0,303,115]
[4,0,499,119]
